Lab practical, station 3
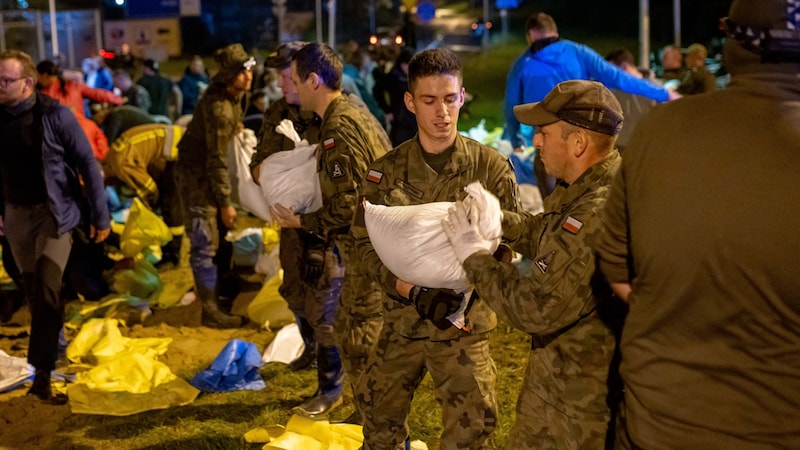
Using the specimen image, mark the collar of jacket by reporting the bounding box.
[545,149,621,211]
[529,36,561,55]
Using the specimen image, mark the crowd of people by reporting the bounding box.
[0,0,797,447]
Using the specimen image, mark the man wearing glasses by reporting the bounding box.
[0,50,110,404]
[175,43,255,328]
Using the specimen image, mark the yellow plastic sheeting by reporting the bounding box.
[76,352,176,393]
[262,224,280,254]
[67,318,171,365]
[68,376,199,416]
[120,198,171,258]
[260,415,363,450]
[244,425,287,443]
[246,270,295,330]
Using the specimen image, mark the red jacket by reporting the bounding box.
[40,78,122,116]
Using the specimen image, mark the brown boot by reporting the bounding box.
[198,288,244,329]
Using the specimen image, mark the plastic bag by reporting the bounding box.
[231,128,272,220]
[246,270,295,330]
[261,322,304,365]
[227,228,264,267]
[364,182,502,293]
[119,197,171,258]
[190,339,266,392]
[262,415,363,450]
[112,258,163,300]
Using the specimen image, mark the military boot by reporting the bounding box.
[289,316,317,371]
[292,344,343,419]
[197,287,244,329]
[27,370,67,405]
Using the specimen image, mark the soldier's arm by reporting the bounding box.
[251,102,288,177]
[464,205,604,335]
[205,101,237,208]
[300,126,365,237]
[350,168,402,298]
[595,162,633,293]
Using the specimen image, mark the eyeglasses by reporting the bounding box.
[0,76,26,88]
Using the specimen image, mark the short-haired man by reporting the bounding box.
[269,42,391,419]
[503,12,676,197]
[0,50,110,403]
[175,43,255,328]
[351,48,519,449]
[443,80,625,448]
[250,41,347,419]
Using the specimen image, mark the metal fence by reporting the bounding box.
[0,9,102,70]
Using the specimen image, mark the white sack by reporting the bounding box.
[364,182,502,293]
[231,129,271,220]
[261,323,304,365]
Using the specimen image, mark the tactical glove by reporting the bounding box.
[301,239,326,285]
[408,286,463,330]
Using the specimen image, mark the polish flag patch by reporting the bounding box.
[324,138,335,150]
[366,169,383,184]
[562,216,584,234]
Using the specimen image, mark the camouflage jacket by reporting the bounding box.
[250,97,321,174]
[299,94,391,247]
[352,133,519,340]
[463,150,621,418]
[175,82,244,208]
[104,124,183,206]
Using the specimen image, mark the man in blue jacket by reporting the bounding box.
[503,12,678,196]
[0,50,110,404]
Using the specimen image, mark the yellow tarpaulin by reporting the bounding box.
[246,415,363,450]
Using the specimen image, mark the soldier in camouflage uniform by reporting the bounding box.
[249,42,347,419]
[351,48,519,450]
[103,123,185,265]
[175,43,255,328]
[442,80,624,449]
[269,42,391,419]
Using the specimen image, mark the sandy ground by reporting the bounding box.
[0,261,275,449]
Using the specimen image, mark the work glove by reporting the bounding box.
[408,285,463,330]
[301,238,326,285]
[442,200,497,264]
[275,119,302,143]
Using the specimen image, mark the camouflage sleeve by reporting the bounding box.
[463,205,603,335]
[350,160,401,298]
[500,210,547,259]
[487,154,521,213]
[300,124,369,237]
[595,163,632,284]
[204,100,238,208]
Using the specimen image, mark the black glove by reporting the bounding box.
[408,286,463,330]
[300,239,326,285]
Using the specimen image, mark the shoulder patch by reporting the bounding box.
[324,138,335,150]
[562,216,584,235]
[534,250,557,274]
[329,160,346,178]
[367,169,383,184]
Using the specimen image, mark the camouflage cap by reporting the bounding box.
[264,41,308,69]
[213,43,255,81]
[513,80,624,136]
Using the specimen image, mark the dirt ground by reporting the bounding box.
[0,261,276,449]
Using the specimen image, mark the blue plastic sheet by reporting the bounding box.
[190,339,266,392]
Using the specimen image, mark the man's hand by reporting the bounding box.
[90,225,111,243]
[409,286,463,330]
[442,200,495,263]
[269,203,301,228]
[220,205,237,229]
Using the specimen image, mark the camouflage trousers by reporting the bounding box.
[505,377,610,450]
[334,241,383,398]
[181,204,232,295]
[358,328,497,450]
[280,228,341,346]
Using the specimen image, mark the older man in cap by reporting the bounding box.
[596,0,800,447]
[443,79,626,449]
[175,43,255,328]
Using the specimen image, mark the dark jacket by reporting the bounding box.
[0,93,110,234]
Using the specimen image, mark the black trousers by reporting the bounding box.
[5,204,72,371]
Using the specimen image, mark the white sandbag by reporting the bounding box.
[232,129,271,220]
[258,142,322,214]
[364,182,502,293]
[261,323,304,365]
